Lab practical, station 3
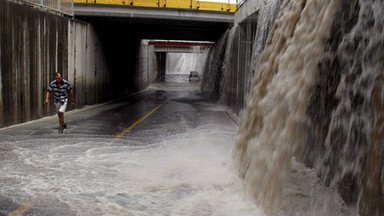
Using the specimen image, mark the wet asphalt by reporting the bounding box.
[0,78,238,216]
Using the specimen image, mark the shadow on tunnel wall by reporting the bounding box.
[1,0,70,128]
[0,0,142,128]
[89,20,142,96]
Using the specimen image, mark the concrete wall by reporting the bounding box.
[234,0,267,24]
[0,0,112,128]
[136,40,151,91]
[204,0,281,115]
[146,44,158,85]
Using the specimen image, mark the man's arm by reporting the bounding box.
[69,89,75,106]
[44,91,50,105]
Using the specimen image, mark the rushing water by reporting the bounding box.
[0,85,351,216]
[232,0,384,215]
[201,30,230,100]
[316,1,384,215]
[1,0,383,215]
[234,0,340,213]
[166,53,207,75]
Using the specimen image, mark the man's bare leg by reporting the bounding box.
[59,112,64,132]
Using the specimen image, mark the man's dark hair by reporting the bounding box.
[55,72,62,77]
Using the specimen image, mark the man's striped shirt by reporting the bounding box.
[47,79,72,103]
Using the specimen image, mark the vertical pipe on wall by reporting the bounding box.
[0,8,2,127]
[55,25,58,74]
[37,17,42,118]
[0,27,2,127]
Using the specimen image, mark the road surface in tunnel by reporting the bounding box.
[0,75,352,216]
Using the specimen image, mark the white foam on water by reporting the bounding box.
[1,121,354,216]
[0,111,355,215]
[0,124,266,215]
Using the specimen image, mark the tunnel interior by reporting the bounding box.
[75,15,232,96]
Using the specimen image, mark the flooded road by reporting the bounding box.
[0,77,352,215]
[0,79,247,215]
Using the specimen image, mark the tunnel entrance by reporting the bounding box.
[71,12,229,97]
[146,40,212,85]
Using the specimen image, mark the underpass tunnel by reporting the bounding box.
[84,19,144,96]
[74,15,230,98]
[152,41,212,83]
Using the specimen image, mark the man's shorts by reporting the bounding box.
[54,99,68,113]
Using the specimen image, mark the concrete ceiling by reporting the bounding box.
[74,3,234,41]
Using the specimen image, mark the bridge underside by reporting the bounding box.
[72,4,234,97]
[74,4,234,41]
[78,16,231,41]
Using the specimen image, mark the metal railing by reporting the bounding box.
[15,0,74,16]
[74,0,236,12]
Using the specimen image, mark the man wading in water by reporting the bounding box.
[44,72,75,134]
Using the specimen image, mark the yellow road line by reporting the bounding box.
[8,103,165,215]
[109,102,165,145]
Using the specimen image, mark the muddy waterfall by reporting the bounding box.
[202,0,384,215]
